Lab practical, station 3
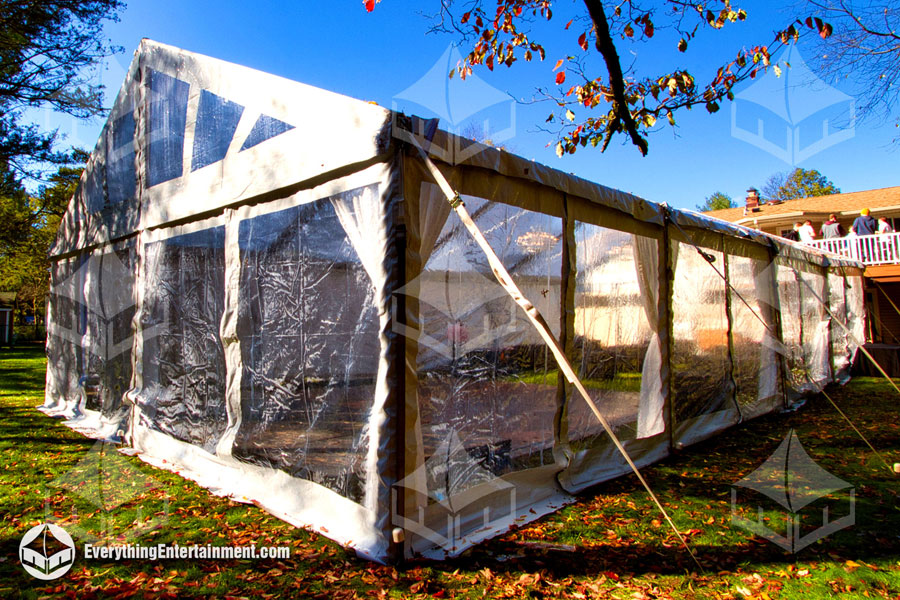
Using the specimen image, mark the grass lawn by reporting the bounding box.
[1,342,898,598]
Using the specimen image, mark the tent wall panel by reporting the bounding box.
[799,268,832,389]
[411,193,563,477]
[726,251,782,419]
[828,271,851,381]
[45,256,89,414]
[231,193,378,503]
[560,221,668,492]
[397,174,569,558]
[80,243,138,422]
[670,240,740,445]
[128,164,398,560]
[136,224,227,454]
[43,241,139,439]
[845,271,866,367]
[776,260,806,398]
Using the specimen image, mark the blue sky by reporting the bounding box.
[31,1,899,211]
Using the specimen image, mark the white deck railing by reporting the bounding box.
[805,232,900,265]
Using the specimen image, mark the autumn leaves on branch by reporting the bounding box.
[367,0,837,156]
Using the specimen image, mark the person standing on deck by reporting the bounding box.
[820,214,845,238]
[798,220,816,243]
[851,208,878,236]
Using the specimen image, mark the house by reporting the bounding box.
[0,292,15,346]
[705,186,900,348]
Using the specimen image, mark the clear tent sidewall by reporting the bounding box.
[395,148,864,559]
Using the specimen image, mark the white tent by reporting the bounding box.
[43,40,865,563]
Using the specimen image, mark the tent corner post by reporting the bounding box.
[661,210,677,454]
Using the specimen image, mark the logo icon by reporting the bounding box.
[34,52,131,159]
[731,44,855,165]
[391,265,519,361]
[731,429,855,552]
[19,523,76,580]
[392,429,516,553]
[52,251,138,364]
[47,440,170,544]
[392,43,516,164]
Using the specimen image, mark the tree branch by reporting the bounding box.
[582,0,649,155]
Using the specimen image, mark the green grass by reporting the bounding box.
[515,369,643,392]
[1,343,899,598]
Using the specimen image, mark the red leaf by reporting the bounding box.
[364,0,375,12]
[565,19,573,30]
[553,58,564,71]
[578,33,588,50]
[556,71,566,85]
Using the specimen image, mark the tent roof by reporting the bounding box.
[51,40,861,272]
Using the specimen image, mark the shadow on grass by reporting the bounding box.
[1,341,898,598]
[437,382,900,580]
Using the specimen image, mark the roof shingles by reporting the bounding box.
[704,185,900,225]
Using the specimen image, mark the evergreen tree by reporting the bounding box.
[696,191,735,212]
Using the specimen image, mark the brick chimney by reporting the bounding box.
[745,187,760,211]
